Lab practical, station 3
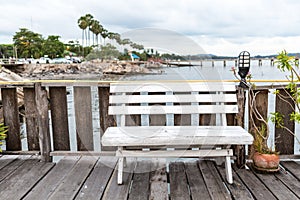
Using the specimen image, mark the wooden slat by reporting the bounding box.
[0,158,54,199]
[280,161,300,180]
[49,87,70,151]
[0,155,31,181]
[102,158,135,200]
[0,155,19,170]
[23,88,39,150]
[110,82,236,93]
[184,162,211,200]
[128,160,151,200]
[274,170,300,198]
[169,162,190,200]
[110,94,237,104]
[74,86,94,151]
[47,156,98,200]
[99,86,116,151]
[216,165,253,200]
[198,161,232,200]
[109,105,238,115]
[1,88,21,151]
[102,126,253,146]
[233,166,276,200]
[75,157,117,200]
[254,170,299,199]
[275,89,295,154]
[149,159,168,200]
[35,83,51,162]
[24,156,81,200]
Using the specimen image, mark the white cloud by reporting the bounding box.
[1,0,300,55]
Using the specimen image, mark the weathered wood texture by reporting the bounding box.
[98,86,116,151]
[74,86,94,151]
[275,89,295,154]
[23,88,39,150]
[35,83,51,162]
[0,156,298,200]
[1,88,21,151]
[49,87,70,151]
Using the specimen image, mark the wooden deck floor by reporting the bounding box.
[0,155,299,200]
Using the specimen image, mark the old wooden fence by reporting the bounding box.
[0,81,299,163]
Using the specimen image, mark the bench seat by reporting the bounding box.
[102,126,253,146]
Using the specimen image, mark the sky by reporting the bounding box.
[1,0,300,56]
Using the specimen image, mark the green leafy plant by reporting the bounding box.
[0,123,8,152]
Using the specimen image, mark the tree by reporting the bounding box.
[85,14,94,46]
[42,35,64,58]
[13,28,44,58]
[77,16,88,49]
[85,43,121,61]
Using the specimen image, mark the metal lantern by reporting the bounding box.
[238,51,250,88]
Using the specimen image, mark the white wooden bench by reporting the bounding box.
[102,82,253,184]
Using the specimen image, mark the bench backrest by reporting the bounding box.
[109,82,238,126]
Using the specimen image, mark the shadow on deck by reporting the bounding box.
[0,155,299,200]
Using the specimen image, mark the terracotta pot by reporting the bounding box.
[253,152,280,169]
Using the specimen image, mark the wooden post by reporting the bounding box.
[1,88,21,151]
[49,87,70,151]
[275,89,294,154]
[98,85,116,151]
[24,88,39,150]
[35,83,51,162]
[234,87,246,167]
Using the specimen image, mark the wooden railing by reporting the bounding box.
[0,81,299,162]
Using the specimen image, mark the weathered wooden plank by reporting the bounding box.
[216,165,253,200]
[23,156,81,200]
[1,88,21,151]
[149,159,168,200]
[274,170,300,198]
[75,157,117,200]
[102,158,135,200]
[254,170,299,199]
[47,156,98,200]
[233,166,276,200]
[0,155,31,181]
[280,161,300,180]
[198,161,232,200]
[169,162,190,200]
[98,86,116,151]
[23,88,39,150]
[184,162,211,200]
[0,158,54,199]
[49,87,70,151]
[0,155,19,170]
[275,89,294,154]
[248,89,269,157]
[128,160,151,200]
[74,86,94,151]
[35,83,51,162]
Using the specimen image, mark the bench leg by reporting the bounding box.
[225,156,233,184]
[118,157,124,185]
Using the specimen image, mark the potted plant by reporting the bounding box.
[232,50,300,172]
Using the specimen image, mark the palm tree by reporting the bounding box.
[85,14,94,46]
[101,29,109,45]
[90,20,103,47]
[77,16,88,48]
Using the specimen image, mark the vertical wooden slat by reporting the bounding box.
[23,88,39,150]
[74,86,93,151]
[275,89,294,154]
[49,87,70,151]
[234,87,246,167]
[98,86,116,151]
[35,83,51,162]
[248,89,269,156]
[1,88,21,151]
